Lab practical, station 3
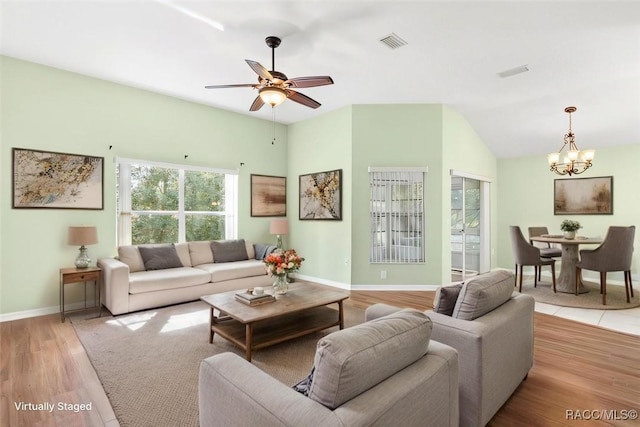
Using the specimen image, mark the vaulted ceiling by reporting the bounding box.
[2,1,639,159]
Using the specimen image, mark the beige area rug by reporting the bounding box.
[519,278,639,309]
[72,301,365,427]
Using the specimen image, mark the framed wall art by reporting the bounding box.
[299,169,342,220]
[250,174,286,217]
[12,148,104,210]
[554,176,613,215]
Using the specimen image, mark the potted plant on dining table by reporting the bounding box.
[264,249,304,294]
[560,219,582,240]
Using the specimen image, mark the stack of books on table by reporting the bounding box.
[234,291,276,306]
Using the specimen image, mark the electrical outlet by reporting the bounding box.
[381,270,387,279]
[344,258,350,266]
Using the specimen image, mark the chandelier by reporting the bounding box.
[547,106,594,176]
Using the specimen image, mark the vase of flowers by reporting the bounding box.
[560,220,582,240]
[264,249,304,294]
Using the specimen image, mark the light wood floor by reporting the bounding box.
[2,291,639,426]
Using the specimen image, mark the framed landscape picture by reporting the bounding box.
[12,148,104,210]
[299,169,342,220]
[250,174,286,217]
[554,176,613,215]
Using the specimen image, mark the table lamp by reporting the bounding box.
[269,219,289,249]
[68,226,98,268]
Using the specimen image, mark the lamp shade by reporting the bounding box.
[68,226,98,246]
[270,219,289,235]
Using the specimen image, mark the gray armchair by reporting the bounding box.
[199,309,459,427]
[510,226,556,292]
[576,225,635,304]
[366,270,535,427]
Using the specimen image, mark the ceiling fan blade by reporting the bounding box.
[245,60,273,81]
[287,90,321,109]
[287,76,334,88]
[204,83,257,89]
[249,95,265,111]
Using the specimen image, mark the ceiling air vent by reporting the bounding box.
[497,65,529,78]
[380,33,407,50]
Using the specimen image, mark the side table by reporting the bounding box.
[59,267,102,322]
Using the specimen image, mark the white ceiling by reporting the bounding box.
[2,1,639,159]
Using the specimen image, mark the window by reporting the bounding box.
[117,158,238,245]
[369,167,427,263]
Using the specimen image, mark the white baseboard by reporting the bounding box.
[0,301,95,323]
[292,274,439,291]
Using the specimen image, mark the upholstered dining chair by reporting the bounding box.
[528,226,562,257]
[510,226,557,293]
[575,225,635,305]
[528,226,562,280]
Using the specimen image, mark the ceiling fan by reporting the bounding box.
[205,36,334,111]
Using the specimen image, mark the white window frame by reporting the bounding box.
[369,166,428,264]
[116,157,238,245]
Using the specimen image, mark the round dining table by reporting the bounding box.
[530,235,602,294]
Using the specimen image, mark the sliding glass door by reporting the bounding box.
[451,174,489,282]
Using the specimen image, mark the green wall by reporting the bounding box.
[15,53,625,317]
[287,107,353,286]
[288,104,498,288]
[0,56,287,317]
[442,106,499,278]
[351,104,444,286]
[497,144,640,281]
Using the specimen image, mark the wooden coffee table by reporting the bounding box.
[200,282,349,361]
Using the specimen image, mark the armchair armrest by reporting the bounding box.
[199,353,336,427]
[364,303,403,321]
[97,257,130,315]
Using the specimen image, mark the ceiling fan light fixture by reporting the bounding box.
[259,86,287,107]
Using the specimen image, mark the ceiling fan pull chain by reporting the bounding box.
[272,109,276,144]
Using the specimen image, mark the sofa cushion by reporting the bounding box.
[433,283,464,316]
[129,267,211,294]
[117,245,145,273]
[175,243,192,267]
[211,239,249,263]
[245,240,256,260]
[195,260,266,282]
[138,244,183,271]
[308,309,431,410]
[452,269,515,320]
[189,241,214,266]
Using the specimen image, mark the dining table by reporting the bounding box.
[530,235,602,294]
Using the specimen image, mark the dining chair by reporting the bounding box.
[510,226,557,293]
[575,225,635,305]
[528,226,562,280]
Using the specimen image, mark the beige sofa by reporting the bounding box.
[199,309,459,427]
[98,240,273,315]
[366,270,535,427]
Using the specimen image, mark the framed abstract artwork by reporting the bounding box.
[12,148,104,210]
[299,169,342,220]
[554,176,613,215]
[250,174,286,217]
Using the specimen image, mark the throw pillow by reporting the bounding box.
[253,243,277,260]
[117,245,145,273]
[210,239,249,263]
[138,244,183,271]
[433,283,464,316]
[452,269,515,320]
[308,309,431,410]
[292,367,315,396]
